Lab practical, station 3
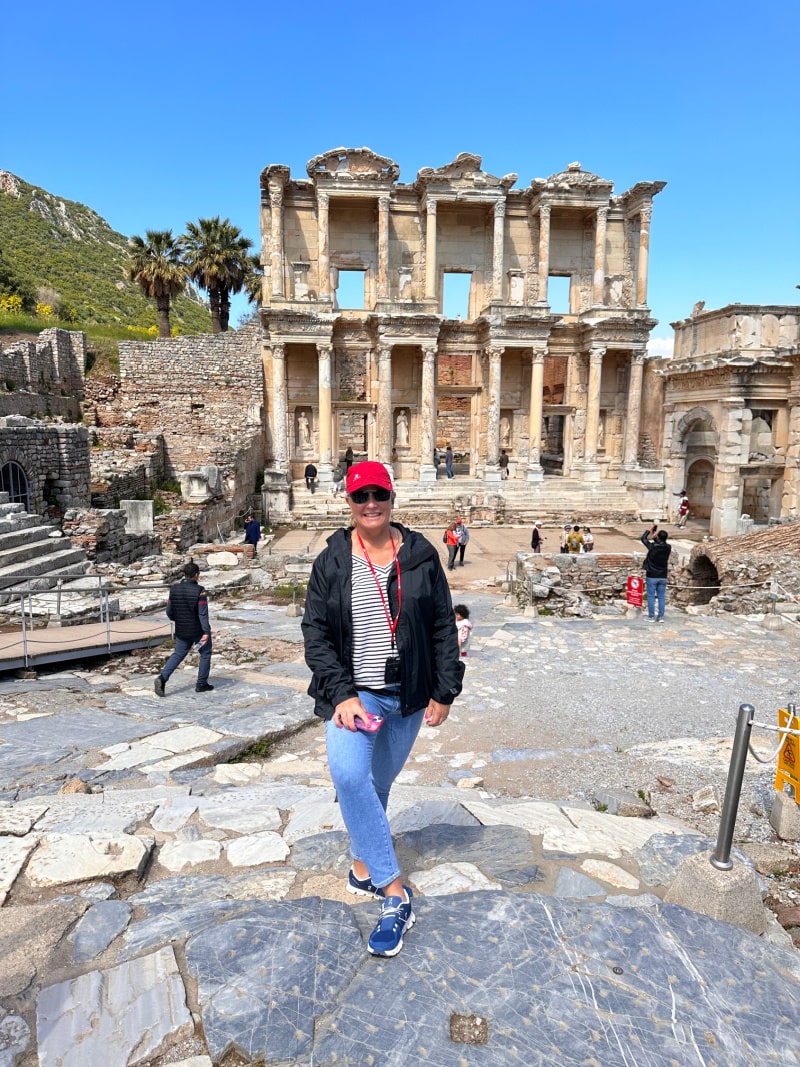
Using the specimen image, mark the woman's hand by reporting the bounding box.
[424,699,450,728]
[333,697,367,731]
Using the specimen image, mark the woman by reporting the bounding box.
[444,522,459,571]
[582,526,594,552]
[302,461,464,958]
[454,517,469,567]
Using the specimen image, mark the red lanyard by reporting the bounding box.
[356,532,402,647]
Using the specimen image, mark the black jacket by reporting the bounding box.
[166,579,210,641]
[640,531,672,578]
[302,523,464,719]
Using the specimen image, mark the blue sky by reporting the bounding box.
[4,0,798,349]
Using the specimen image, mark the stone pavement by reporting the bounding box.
[1,594,800,1064]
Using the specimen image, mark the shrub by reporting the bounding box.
[0,294,23,314]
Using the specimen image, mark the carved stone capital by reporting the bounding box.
[317,190,329,211]
[269,187,283,210]
[378,195,390,212]
[531,343,547,362]
[422,345,437,362]
[378,346,393,363]
[494,199,506,219]
[426,196,437,216]
[539,203,551,221]
[487,345,504,362]
[316,344,333,361]
[272,342,285,360]
[596,206,609,224]
[589,344,606,362]
[639,204,652,226]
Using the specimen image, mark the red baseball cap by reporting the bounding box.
[346,461,393,494]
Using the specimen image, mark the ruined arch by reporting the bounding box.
[673,405,718,449]
[686,551,721,605]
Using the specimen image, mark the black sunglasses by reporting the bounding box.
[349,487,392,504]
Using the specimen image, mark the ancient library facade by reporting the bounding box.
[259,147,665,492]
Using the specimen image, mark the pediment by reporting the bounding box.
[306,147,400,182]
[533,162,613,194]
[417,153,517,190]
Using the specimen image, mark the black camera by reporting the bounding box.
[384,655,401,685]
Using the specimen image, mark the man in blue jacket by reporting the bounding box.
[154,562,213,695]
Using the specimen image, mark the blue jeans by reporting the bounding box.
[645,577,666,620]
[446,459,454,478]
[326,689,424,889]
[161,635,212,686]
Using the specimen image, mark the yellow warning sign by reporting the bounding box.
[774,708,800,802]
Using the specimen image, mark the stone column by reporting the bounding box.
[537,204,551,305]
[526,343,546,483]
[492,199,506,303]
[714,398,747,536]
[425,197,438,302]
[636,204,652,307]
[781,375,800,520]
[377,196,390,301]
[317,343,333,485]
[592,206,608,306]
[270,342,288,472]
[268,181,285,299]
[419,344,437,482]
[584,344,605,464]
[485,346,503,481]
[622,348,646,466]
[318,191,331,300]
[377,345,393,463]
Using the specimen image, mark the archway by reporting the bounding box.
[0,461,30,511]
[686,459,714,519]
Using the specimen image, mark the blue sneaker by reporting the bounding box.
[367,893,415,957]
[347,869,413,900]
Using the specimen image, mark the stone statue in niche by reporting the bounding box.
[500,416,511,447]
[597,416,606,452]
[297,411,311,448]
[395,409,409,448]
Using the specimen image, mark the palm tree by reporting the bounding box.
[127,230,186,338]
[181,217,253,333]
[242,255,264,307]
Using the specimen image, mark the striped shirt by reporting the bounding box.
[351,555,396,688]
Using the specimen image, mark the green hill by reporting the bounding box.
[0,170,211,332]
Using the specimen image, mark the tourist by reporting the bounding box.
[640,524,672,622]
[243,513,261,556]
[305,461,318,492]
[154,562,213,696]
[445,444,454,479]
[443,521,459,570]
[454,516,470,566]
[677,492,690,529]
[454,604,473,658]
[301,460,463,957]
[566,525,584,553]
[530,522,544,553]
[499,449,509,479]
[559,523,572,554]
[332,462,345,495]
[345,446,354,470]
[582,526,594,552]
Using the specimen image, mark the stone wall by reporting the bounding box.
[0,417,90,514]
[61,508,161,565]
[0,329,85,419]
[89,436,164,509]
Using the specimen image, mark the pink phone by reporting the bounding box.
[355,712,384,733]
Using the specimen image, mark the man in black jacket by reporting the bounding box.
[640,526,672,623]
[154,562,213,695]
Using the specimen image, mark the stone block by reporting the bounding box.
[664,850,766,934]
[769,790,800,840]
[119,498,154,533]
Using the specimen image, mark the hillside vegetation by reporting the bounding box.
[0,170,211,333]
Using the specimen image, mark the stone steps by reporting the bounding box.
[288,478,644,527]
[0,526,73,567]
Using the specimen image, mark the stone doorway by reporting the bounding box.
[541,411,566,475]
[435,395,472,474]
[1,461,30,511]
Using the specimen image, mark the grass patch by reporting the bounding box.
[230,738,272,762]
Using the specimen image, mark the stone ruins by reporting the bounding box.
[1,148,799,547]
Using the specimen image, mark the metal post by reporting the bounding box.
[26,579,34,631]
[56,578,63,621]
[20,592,29,668]
[105,590,111,650]
[710,703,755,870]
